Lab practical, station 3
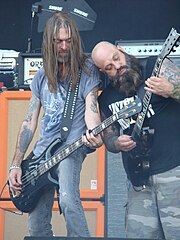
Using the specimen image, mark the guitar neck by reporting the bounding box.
[38,138,83,176]
[132,57,164,142]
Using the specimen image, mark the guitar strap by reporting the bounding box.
[60,70,81,142]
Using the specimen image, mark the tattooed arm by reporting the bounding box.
[144,57,180,101]
[85,86,100,127]
[101,111,136,153]
[8,93,41,193]
[82,86,103,148]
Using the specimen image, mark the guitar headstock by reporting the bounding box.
[119,97,142,119]
[160,28,180,59]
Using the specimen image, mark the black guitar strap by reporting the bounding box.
[61,70,81,142]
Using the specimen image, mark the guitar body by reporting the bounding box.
[127,127,154,187]
[9,138,62,213]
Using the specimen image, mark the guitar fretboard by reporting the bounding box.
[132,57,164,141]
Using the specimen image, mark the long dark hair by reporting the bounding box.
[42,12,87,92]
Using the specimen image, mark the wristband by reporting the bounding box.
[9,164,21,172]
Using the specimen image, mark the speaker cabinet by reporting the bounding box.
[0,91,105,240]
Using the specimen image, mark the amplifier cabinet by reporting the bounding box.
[0,91,105,240]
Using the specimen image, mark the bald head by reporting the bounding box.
[91,41,117,69]
[91,41,126,77]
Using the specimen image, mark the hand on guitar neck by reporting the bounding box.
[145,57,180,100]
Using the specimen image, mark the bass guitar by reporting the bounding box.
[9,98,142,213]
[127,27,180,188]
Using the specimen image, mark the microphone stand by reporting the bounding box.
[27,5,40,53]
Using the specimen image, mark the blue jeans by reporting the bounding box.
[28,146,90,237]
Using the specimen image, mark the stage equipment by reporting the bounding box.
[115,39,180,58]
[18,53,42,89]
[115,39,180,67]
[33,0,97,32]
[0,50,19,89]
[26,4,41,53]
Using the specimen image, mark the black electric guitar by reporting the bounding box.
[9,98,142,213]
[127,28,180,187]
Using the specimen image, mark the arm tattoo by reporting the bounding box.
[18,94,39,154]
[19,127,33,153]
[90,86,99,113]
[25,94,39,122]
[160,58,180,101]
[101,110,120,153]
[160,58,180,85]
